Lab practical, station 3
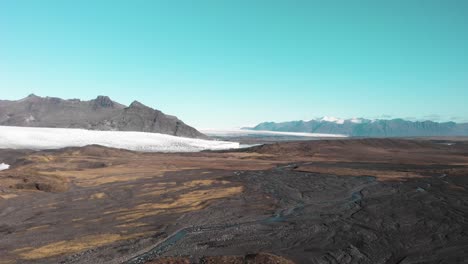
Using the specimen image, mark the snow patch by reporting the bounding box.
[310,117,370,124]
[349,118,363,124]
[320,116,345,124]
[0,126,240,152]
[25,115,35,123]
[0,163,9,171]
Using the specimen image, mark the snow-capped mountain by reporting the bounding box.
[314,116,366,124]
[246,118,468,137]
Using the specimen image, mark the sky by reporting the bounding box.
[1,0,468,129]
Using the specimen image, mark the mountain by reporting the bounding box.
[247,117,468,137]
[0,94,206,138]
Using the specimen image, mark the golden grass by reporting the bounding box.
[138,179,232,198]
[41,166,199,187]
[0,194,18,199]
[26,225,49,231]
[137,182,181,197]
[26,155,56,163]
[116,210,164,222]
[295,166,426,182]
[183,179,230,187]
[88,217,104,223]
[1,149,277,196]
[118,186,243,222]
[89,192,106,199]
[116,222,149,228]
[17,233,147,260]
[0,259,16,264]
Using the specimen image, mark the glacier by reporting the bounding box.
[0,126,240,152]
[0,163,9,171]
[202,129,348,138]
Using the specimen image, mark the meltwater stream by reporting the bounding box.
[124,171,376,264]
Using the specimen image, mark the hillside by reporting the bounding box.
[248,117,468,137]
[0,94,206,138]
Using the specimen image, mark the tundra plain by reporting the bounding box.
[1,139,468,264]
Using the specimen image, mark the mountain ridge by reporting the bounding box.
[0,94,206,139]
[246,117,468,137]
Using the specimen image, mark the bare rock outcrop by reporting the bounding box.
[0,94,206,138]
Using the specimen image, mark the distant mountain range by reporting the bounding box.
[246,117,468,137]
[0,94,206,138]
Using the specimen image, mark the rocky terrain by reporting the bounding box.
[248,117,468,137]
[144,253,294,264]
[0,95,205,138]
[0,139,468,263]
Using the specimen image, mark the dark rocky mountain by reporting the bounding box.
[247,117,468,137]
[0,94,206,138]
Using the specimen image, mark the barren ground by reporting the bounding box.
[1,138,468,264]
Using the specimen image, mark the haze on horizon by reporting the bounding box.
[1,0,468,129]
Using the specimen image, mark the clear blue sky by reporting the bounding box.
[1,0,467,128]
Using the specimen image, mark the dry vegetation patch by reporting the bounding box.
[295,165,426,181]
[16,233,147,260]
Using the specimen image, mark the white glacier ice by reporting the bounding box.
[202,129,348,138]
[0,163,9,171]
[0,126,240,152]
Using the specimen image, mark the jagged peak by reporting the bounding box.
[92,95,114,108]
[19,93,42,102]
[129,100,149,108]
[96,95,110,99]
